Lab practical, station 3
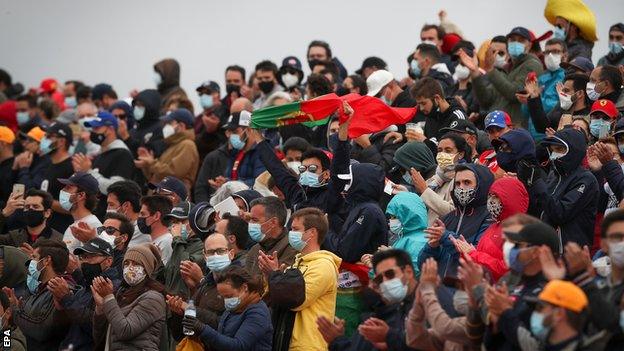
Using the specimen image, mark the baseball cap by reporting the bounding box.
[165,201,193,220]
[356,56,387,76]
[280,56,303,74]
[39,78,58,94]
[0,126,15,144]
[92,83,114,101]
[366,70,394,97]
[484,110,512,129]
[504,222,560,254]
[58,172,100,195]
[73,237,114,257]
[189,202,216,234]
[84,111,119,130]
[46,122,74,144]
[440,119,478,136]
[148,176,188,201]
[506,27,532,41]
[161,108,194,128]
[613,118,624,137]
[560,57,594,74]
[196,81,221,95]
[222,110,252,130]
[590,99,618,120]
[19,126,46,143]
[538,280,588,313]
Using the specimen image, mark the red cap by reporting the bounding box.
[591,99,618,119]
[39,78,58,94]
[441,33,462,55]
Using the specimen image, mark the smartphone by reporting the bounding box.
[558,114,573,130]
[12,183,25,197]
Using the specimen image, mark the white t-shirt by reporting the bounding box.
[63,214,113,252]
[128,223,152,248]
[152,233,173,265]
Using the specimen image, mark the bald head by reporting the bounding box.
[205,232,228,251]
[76,102,97,119]
[230,98,253,114]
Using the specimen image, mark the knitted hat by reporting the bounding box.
[123,243,161,277]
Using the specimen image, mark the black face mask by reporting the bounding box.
[137,217,152,235]
[226,84,241,95]
[81,262,103,287]
[258,81,275,94]
[90,132,106,145]
[335,86,350,96]
[308,59,323,70]
[24,210,46,227]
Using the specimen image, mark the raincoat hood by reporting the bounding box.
[393,142,437,177]
[386,192,428,234]
[345,163,385,205]
[541,127,587,175]
[133,89,162,124]
[489,177,529,221]
[450,163,495,209]
[494,129,536,172]
[154,58,181,93]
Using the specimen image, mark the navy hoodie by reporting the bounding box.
[494,128,536,173]
[528,127,598,248]
[127,89,164,157]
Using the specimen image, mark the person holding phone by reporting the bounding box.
[0,126,16,207]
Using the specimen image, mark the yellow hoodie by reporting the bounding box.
[289,250,342,351]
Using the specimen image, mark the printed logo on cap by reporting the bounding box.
[450,121,458,128]
[600,100,607,107]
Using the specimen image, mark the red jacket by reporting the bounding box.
[468,177,528,281]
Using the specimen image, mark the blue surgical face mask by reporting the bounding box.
[27,259,43,294]
[618,143,624,155]
[548,148,566,161]
[589,119,610,138]
[389,219,403,237]
[402,171,413,185]
[298,171,321,187]
[153,71,162,86]
[59,190,74,211]
[503,241,528,273]
[16,111,30,126]
[65,96,77,109]
[507,42,526,59]
[553,26,566,40]
[410,60,421,77]
[200,94,214,109]
[610,41,624,55]
[229,133,245,150]
[205,254,231,272]
[39,137,54,155]
[530,311,551,340]
[248,222,266,242]
[224,296,241,311]
[379,277,408,304]
[133,106,146,121]
[180,225,189,240]
[288,230,308,251]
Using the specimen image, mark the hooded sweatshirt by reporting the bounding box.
[127,89,163,157]
[90,139,135,194]
[386,192,428,273]
[0,245,28,288]
[527,127,599,248]
[468,177,528,281]
[392,142,437,182]
[154,58,187,113]
[494,129,536,173]
[289,250,341,351]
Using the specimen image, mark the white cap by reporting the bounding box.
[366,70,394,97]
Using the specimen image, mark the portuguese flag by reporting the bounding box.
[250,93,418,138]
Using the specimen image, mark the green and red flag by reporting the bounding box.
[338,94,418,138]
[250,93,342,129]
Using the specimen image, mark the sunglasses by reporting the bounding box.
[114,113,127,120]
[298,164,319,173]
[372,266,404,286]
[97,226,120,236]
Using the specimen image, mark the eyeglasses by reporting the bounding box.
[113,113,127,120]
[204,248,229,256]
[97,226,120,236]
[372,266,404,286]
[298,164,319,173]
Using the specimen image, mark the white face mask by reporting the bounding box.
[281,73,299,88]
[544,53,562,72]
[454,64,471,81]
[558,92,574,110]
[609,241,624,268]
[586,82,601,101]
[162,124,176,139]
[494,54,507,69]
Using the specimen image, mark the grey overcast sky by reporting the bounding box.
[1,0,621,109]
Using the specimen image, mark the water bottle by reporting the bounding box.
[183,300,196,336]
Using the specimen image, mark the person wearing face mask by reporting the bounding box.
[477,110,513,177]
[249,128,333,212]
[214,213,251,265]
[92,212,136,278]
[318,249,417,350]
[13,126,49,190]
[587,65,624,106]
[0,189,63,247]
[0,290,27,351]
[181,266,272,351]
[153,58,187,114]
[0,126,15,206]
[91,243,166,350]
[385,192,428,272]
[587,99,618,142]
[449,41,481,117]
[9,239,71,350]
[491,128,536,175]
[459,27,544,127]
[163,201,204,298]
[518,127,598,248]
[194,110,266,202]
[245,196,297,279]
[125,89,164,158]
[55,237,120,351]
[137,195,173,265]
[598,23,624,67]
[194,80,228,161]
[391,141,437,193]
[366,70,416,109]
[106,180,151,247]
[278,56,305,91]
[135,108,199,193]
[412,44,454,95]
[527,73,591,135]
[252,60,282,110]
[544,1,597,61]
[262,208,340,351]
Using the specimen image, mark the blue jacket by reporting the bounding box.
[386,192,428,273]
[527,128,598,248]
[224,144,266,188]
[326,140,388,263]
[199,301,273,351]
[524,68,565,140]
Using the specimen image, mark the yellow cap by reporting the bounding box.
[26,126,46,142]
[544,0,598,42]
[538,280,588,313]
[0,126,15,144]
